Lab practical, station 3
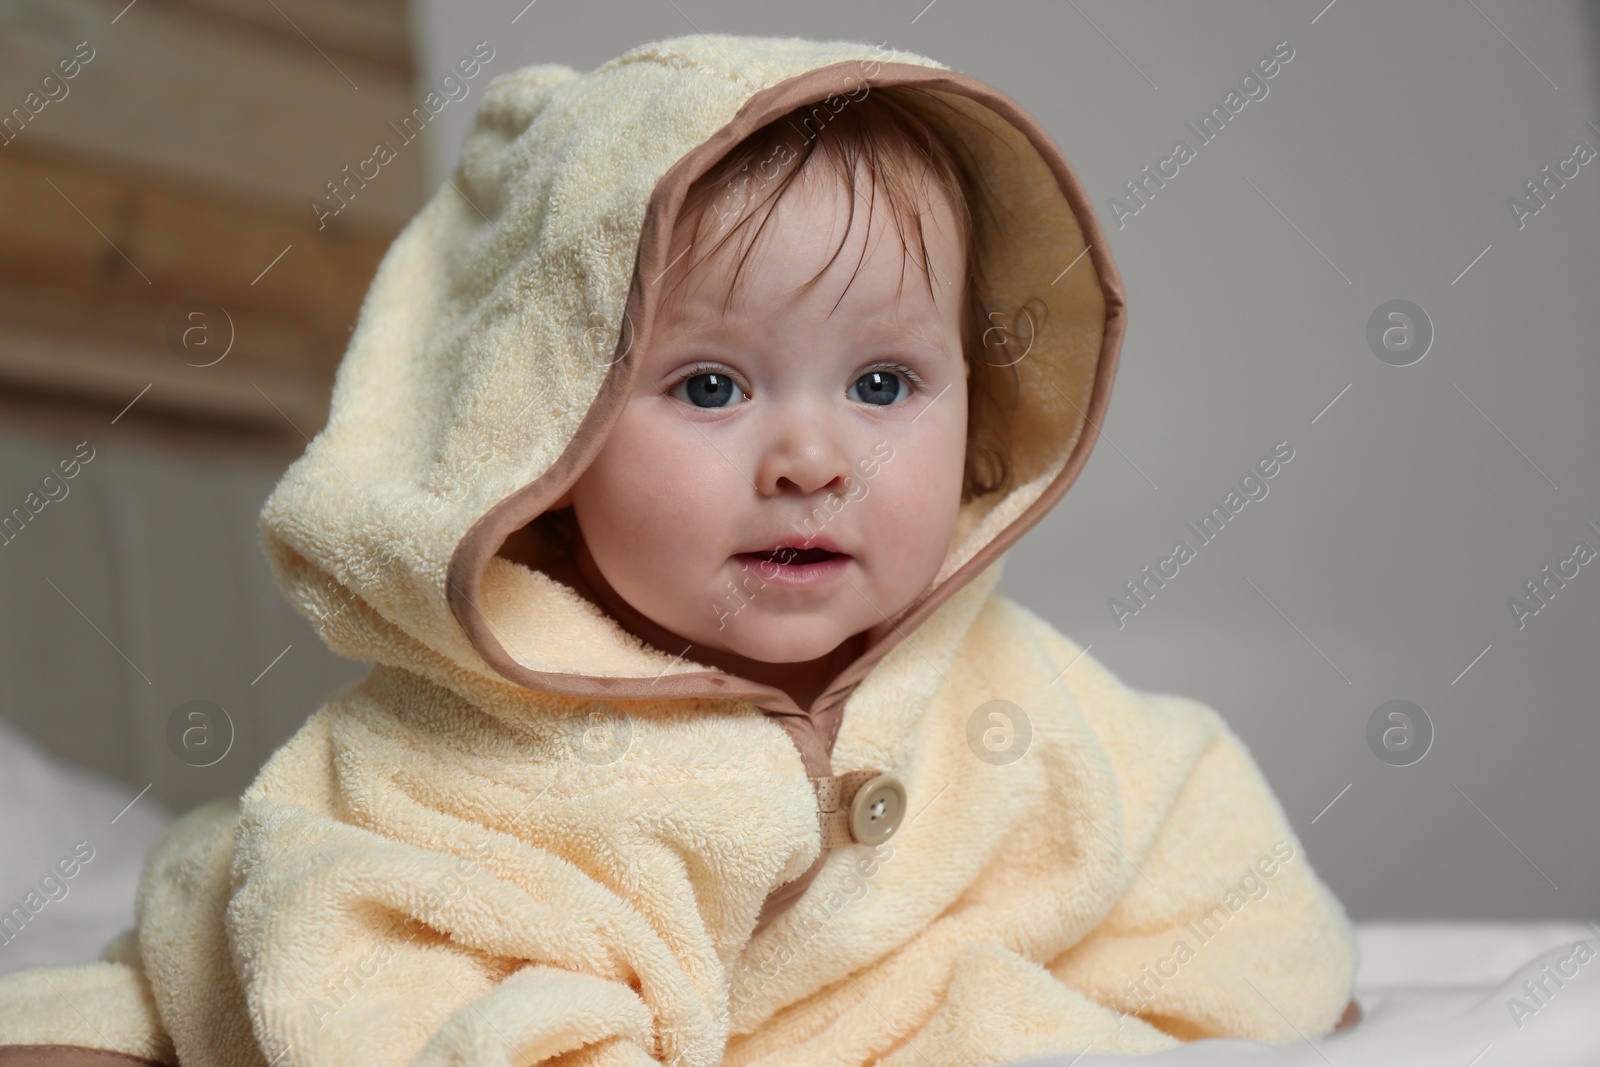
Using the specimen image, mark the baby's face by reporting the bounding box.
[566,161,969,665]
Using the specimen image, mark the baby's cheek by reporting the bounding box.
[592,413,718,515]
[887,429,965,514]
[862,465,960,584]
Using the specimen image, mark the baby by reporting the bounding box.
[13,32,1585,1067]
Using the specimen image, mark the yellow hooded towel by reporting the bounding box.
[0,33,1355,1067]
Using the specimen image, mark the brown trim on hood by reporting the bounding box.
[446,57,1126,932]
[448,58,1125,722]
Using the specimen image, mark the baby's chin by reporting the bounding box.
[696,609,863,665]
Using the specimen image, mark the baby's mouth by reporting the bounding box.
[738,547,841,566]
[731,535,852,587]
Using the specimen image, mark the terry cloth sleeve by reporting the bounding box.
[0,961,173,1065]
[1039,635,1357,1044]
[0,931,176,1064]
[215,695,755,1067]
[225,798,690,1067]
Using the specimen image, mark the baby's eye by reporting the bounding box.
[851,368,913,406]
[670,370,747,409]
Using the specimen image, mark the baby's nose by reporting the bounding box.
[756,426,854,498]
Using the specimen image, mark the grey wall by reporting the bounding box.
[407,0,1600,920]
[0,419,368,817]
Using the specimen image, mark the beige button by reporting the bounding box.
[848,774,906,846]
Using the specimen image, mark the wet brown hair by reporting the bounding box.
[666,85,1019,503]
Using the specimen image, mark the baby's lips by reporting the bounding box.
[736,548,845,566]
[731,540,858,574]
[736,532,846,557]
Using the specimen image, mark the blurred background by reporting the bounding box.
[1,0,1596,976]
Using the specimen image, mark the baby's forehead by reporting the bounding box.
[666,185,962,318]
[657,244,958,340]
[657,297,953,352]
[693,152,960,239]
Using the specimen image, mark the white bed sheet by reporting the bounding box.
[1012,923,1600,1066]
[0,715,170,979]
